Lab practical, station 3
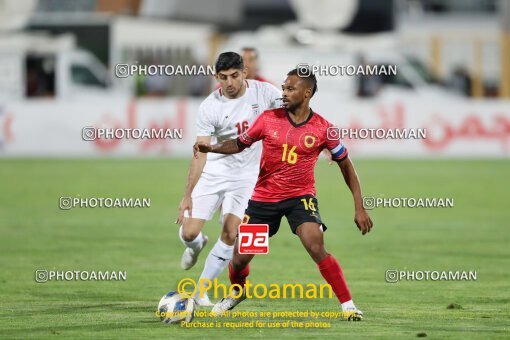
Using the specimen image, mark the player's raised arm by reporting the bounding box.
[337,156,374,235]
[195,109,267,157]
[193,138,244,156]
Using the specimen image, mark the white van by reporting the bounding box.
[0,33,122,101]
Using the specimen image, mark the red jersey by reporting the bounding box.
[238,107,348,202]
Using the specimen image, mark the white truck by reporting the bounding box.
[0,32,120,101]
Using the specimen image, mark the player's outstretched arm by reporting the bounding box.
[337,157,374,235]
[176,135,211,225]
[193,139,243,157]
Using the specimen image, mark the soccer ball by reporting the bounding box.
[157,291,195,324]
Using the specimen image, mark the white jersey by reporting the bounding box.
[196,79,281,178]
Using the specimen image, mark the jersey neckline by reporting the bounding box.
[285,108,314,128]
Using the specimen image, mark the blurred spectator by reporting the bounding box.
[241,47,271,83]
[357,55,381,98]
[144,73,168,97]
[449,66,472,97]
[187,60,210,97]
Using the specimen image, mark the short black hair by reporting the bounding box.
[287,68,318,96]
[215,52,244,73]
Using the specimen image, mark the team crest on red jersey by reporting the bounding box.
[299,133,318,149]
[304,135,316,148]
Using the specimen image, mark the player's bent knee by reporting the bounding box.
[181,229,200,242]
[220,230,236,245]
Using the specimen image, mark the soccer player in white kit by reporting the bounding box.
[175,52,281,306]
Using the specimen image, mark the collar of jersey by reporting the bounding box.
[285,108,314,128]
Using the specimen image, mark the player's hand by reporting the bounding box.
[354,208,373,235]
[322,149,333,165]
[176,195,192,225]
[193,142,212,158]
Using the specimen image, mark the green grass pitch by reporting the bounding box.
[0,159,508,339]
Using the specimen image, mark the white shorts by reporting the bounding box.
[189,172,257,221]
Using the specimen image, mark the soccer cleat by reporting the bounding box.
[210,289,246,315]
[195,294,214,307]
[342,308,363,321]
[180,235,208,270]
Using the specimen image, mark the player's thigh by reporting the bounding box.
[284,195,328,235]
[243,200,284,237]
[190,175,225,221]
[221,177,257,222]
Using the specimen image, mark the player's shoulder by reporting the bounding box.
[199,88,223,112]
[203,87,223,104]
[247,79,279,93]
[261,107,286,119]
[311,110,332,127]
[246,79,264,89]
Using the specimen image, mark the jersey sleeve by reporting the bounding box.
[195,101,215,137]
[261,82,282,109]
[325,123,348,161]
[238,111,266,147]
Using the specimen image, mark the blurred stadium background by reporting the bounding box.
[1,0,509,157]
[0,0,509,338]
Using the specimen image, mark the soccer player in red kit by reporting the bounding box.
[194,68,373,321]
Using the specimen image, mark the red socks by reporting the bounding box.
[229,262,250,287]
[318,255,352,303]
[228,256,351,303]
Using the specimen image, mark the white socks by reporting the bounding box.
[178,227,233,303]
[341,299,356,311]
[196,238,234,299]
[179,226,206,253]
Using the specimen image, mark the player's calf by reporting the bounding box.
[297,223,363,320]
[211,263,250,314]
[195,238,234,305]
